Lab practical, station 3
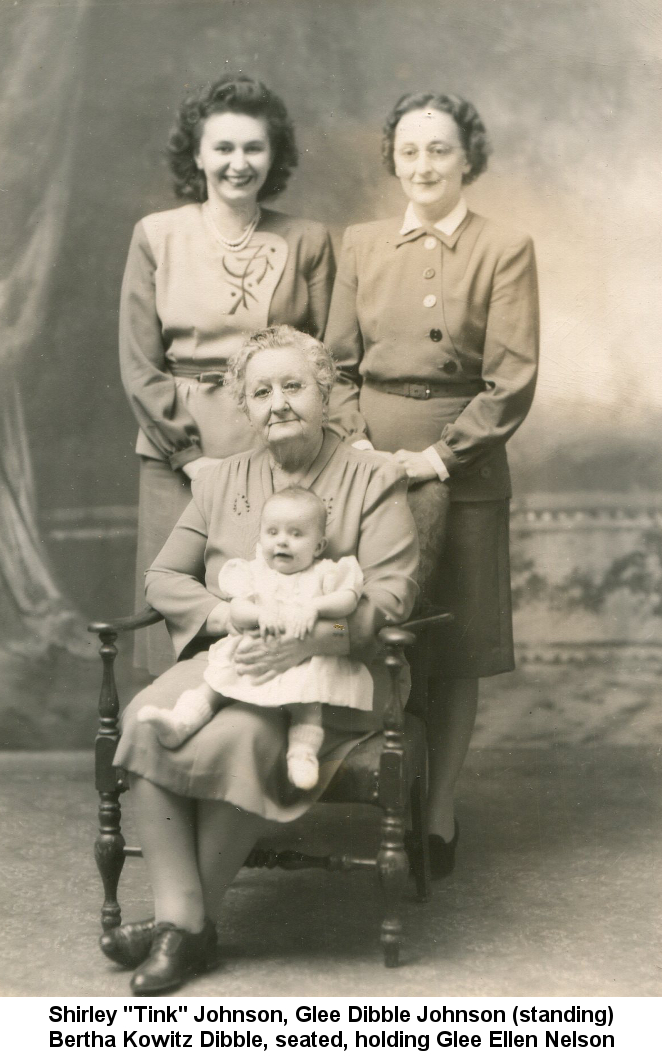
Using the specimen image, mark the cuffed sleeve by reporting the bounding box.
[119,221,203,466]
[326,227,370,440]
[169,445,205,471]
[433,235,540,476]
[423,445,450,481]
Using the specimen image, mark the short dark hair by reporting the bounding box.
[382,92,491,185]
[262,487,328,536]
[167,74,299,202]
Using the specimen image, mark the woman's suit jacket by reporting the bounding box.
[325,210,540,502]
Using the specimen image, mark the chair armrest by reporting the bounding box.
[91,607,163,794]
[88,605,163,636]
[401,609,453,635]
[378,626,417,650]
[377,606,453,646]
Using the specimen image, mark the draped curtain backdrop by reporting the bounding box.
[1,0,660,663]
[0,0,92,657]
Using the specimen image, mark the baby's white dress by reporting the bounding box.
[204,551,373,710]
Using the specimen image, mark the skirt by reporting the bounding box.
[114,655,371,823]
[134,457,192,675]
[429,499,514,678]
[359,383,514,678]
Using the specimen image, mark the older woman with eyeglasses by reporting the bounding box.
[101,325,418,995]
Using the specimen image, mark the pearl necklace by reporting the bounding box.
[204,203,261,253]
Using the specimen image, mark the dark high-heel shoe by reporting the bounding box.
[429,820,459,880]
[100,919,155,969]
[130,920,218,996]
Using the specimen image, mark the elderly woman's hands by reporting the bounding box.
[233,630,312,685]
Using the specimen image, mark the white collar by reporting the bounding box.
[400,197,468,237]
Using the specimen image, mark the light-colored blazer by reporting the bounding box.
[325,210,540,501]
[119,205,335,470]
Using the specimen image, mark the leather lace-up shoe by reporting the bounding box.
[100,918,155,969]
[130,919,218,996]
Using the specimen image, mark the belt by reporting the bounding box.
[364,377,482,400]
[170,366,227,386]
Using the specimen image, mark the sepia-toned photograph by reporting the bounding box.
[0,0,660,1001]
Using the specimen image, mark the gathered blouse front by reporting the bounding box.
[119,203,335,470]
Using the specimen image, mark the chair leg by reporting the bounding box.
[94,629,126,931]
[95,789,126,931]
[377,809,409,968]
[409,777,432,903]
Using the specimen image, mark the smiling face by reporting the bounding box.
[393,107,470,220]
[260,494,326,574]
[243,347,327,451]
[195,111,272,208]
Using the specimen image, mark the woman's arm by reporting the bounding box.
[119,221,203,471]
[432,234,540,476]
[144,479,225,656]
[347,463,419,661]
[325,227,370,443]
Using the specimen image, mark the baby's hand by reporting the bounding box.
[283,602,319,640]
[258,604,285,640]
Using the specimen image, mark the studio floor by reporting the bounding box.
[1,743,659,998]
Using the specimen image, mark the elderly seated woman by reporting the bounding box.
[101,324,419,995]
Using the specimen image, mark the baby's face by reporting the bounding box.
[260,497,325,574]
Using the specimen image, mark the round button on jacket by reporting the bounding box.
[424,267,435,279]
[423,236,437,250]
[423,294,437,308]
[479,465,492,479]
[429,328,443,342]
[443,360,458,374]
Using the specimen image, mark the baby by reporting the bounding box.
[138,487,373,790]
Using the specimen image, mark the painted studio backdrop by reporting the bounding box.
[1,0,661,747]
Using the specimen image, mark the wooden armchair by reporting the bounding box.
[89,605,452,968]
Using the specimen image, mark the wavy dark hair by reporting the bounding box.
[167,75,299,202]
[382,92,491,185]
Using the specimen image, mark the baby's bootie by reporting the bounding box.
[137,688,215,749]
[286,747,320,790]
